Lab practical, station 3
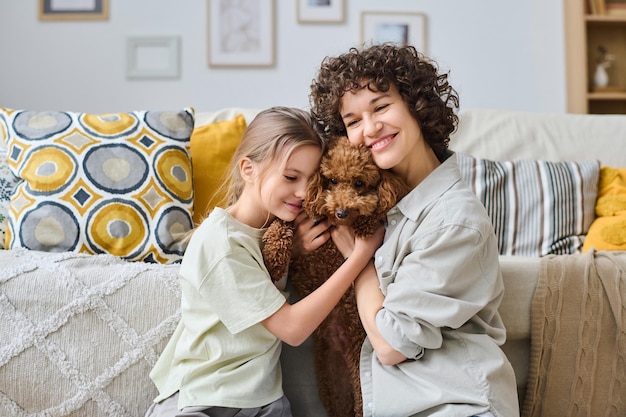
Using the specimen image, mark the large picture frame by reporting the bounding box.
[208,0,275,67]
[39,0,109,21]
[297,0,345,23]
[361,12,427,53]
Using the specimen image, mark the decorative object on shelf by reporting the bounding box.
[39,0,109,21]
[126,37,181,79]
[360,11,427,53]
[297,0,345,23]
[587,0,608,15]
[593,45,615,90]
[208,0,274,67]
[606,0,626,16]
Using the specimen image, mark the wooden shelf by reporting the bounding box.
[564,0,626,114]
[586,14,626,23]
[588,91,626,100]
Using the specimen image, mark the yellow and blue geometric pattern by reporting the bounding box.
[1,107,195,263]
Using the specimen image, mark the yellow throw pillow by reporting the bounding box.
[190,114,246,225]
[583,166,626,252]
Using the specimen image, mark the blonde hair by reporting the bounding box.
[216,106,324,211]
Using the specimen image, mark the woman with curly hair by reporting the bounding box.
[309,44,519,417]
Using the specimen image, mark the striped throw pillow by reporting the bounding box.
[456,152,600,257]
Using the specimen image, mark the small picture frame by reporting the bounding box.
[126,37,181,79]
[297,0,345,23]
[39,0,109,21]
[208,0,275,67]
[361,12,427,53]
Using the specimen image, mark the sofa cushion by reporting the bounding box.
[190,114,246,225]
[457,152,600,257]
[1,108,195,263]
[0,248,181,417]
[583,166,626,252]
[0,147,19,250]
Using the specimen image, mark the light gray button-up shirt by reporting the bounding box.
[360,152,520,417]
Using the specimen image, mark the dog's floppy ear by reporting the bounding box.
[376,170,409,217]
[262,219,294,282]
[303,171,326,218]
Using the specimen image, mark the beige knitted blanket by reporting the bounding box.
[522,250,626,417]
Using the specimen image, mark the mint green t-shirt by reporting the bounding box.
[150,208,287,409]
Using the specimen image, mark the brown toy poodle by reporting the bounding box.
[262,135,409,417]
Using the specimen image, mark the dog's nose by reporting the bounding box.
[335,209,349,219]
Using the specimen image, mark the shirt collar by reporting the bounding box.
[395,151,461,222]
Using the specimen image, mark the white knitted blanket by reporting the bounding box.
[0,249,181,417]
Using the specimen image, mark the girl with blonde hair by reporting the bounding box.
[145,106,383,417]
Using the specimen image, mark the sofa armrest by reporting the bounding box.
[498,255,540,407]
[499,255,539,340]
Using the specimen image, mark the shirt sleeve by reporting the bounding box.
[198,250,287,335]
[376,222,499,359]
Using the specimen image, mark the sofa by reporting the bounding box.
[0,107,624,417]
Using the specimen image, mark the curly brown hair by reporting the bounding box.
[310,44,459,160]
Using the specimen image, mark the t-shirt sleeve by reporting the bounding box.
[198,250,287,334]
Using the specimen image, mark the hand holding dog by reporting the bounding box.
[291,211,331,257]
[332,223,385,264]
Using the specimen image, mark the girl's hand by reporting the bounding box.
[332,224,385,261]
[292,211,331,257]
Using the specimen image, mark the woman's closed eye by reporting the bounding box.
[344,118,360,128]
[375,103,389,112]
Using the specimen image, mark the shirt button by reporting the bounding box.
[377,256,383,263]
[368,402,374,409]
[364,371,371,378]
[390,219,397,226]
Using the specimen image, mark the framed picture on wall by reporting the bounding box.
[361,12,427,53]
[208,0,275,67]
[126,37,181,79]
[297,0,345,23]
[39,0,109,21]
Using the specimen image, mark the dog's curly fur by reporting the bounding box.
[262,136,409,417]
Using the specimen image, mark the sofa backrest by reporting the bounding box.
[196,108,626,168]
[196,107,260,127]
[450,109,626,167]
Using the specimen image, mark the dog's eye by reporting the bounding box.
[329,178,338,186]
[354,180,365,188]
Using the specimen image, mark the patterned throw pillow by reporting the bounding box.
[456,152,600,257]
[582,166,626,252]
[1,107,195,263]
[0,147,20,249]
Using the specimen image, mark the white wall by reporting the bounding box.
[0,1,567,114]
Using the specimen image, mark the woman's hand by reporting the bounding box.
[291,211,331,258]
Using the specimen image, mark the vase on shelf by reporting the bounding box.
[594,64,609,90]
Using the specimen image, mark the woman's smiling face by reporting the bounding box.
[340,83,424,174]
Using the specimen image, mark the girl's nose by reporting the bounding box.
[295,183,307,199]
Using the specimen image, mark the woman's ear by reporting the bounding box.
[239,157,256,183]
